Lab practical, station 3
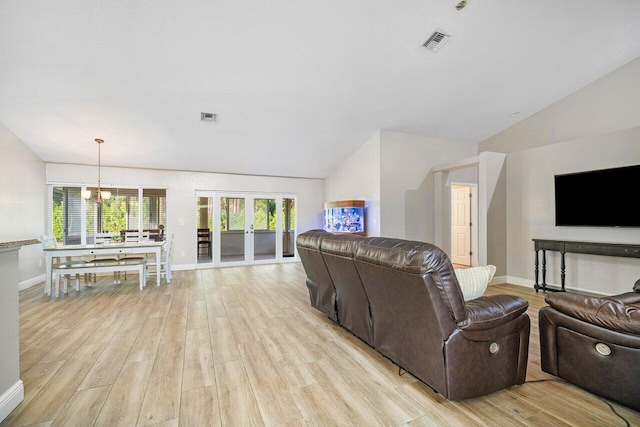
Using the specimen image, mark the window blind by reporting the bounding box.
[51,186,167,244]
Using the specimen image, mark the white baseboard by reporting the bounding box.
[0,380,24,423]
[489,275,508,286]
[172,263,196,271]
[19,274,45,291]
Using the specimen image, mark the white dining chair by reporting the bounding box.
[41,234,88,293]
[89,232,120,283]
[40,234,57,249]
[93,232,114,244]
[120,231,152,282]
[145,232,173,284]
[125,231,150,242]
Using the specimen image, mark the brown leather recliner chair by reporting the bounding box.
[539,286,640,411]
[354,237,530,400]
[296,231,531,400]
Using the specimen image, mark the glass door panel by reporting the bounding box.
[196,196,213,264]
[253,198,276,260]
[220,197,246,263]
[282,198,296,258]
[211,192,297,266]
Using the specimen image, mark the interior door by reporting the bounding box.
[451,185,472,266]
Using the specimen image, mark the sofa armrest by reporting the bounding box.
[459,295,529,331]
[545,292,640,335]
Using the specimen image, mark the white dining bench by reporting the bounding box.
[53,258,146,297]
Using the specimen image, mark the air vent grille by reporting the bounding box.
[422,31,451,52]
[201,112,218,123]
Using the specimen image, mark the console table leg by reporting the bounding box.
[542,250,547,292]
[560,252,566,292]
[534,250,540,292]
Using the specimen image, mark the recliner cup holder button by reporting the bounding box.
[489,342,499,354]
[595,343,611,356]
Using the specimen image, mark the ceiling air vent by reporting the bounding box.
[422,31,451,52]
[200,112,218,123]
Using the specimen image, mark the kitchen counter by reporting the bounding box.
[0,238,41,249]
[0,238,37,422]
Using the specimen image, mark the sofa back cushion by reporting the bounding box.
[545,292,640,335]
[354,237,467,322]
[296,230,337,321]
[320,233,373,345]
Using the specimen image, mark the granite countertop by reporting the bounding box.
[0,238,41,249]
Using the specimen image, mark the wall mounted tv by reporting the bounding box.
[554,164,640,227]
[323,200,365,235]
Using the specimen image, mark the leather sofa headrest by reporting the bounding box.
[296,229,333,250]
[354,237,451,275]
[320,234,364,257]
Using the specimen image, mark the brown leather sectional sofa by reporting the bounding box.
[297,230,530,400]
[539,285,640,411]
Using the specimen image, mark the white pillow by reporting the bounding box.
[454,265,496,301]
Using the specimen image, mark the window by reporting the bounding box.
[220,197,245,231]
[50,186,166,243]
[282,198,295,232]
[143,188,167,229]
[254,198,276,230]
[52,186,82,244]
[86,187,139,237]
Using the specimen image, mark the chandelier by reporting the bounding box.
[82,138,111,203]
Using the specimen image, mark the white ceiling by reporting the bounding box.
[1,1,639,179]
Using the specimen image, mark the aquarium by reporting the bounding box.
[323,205,365,234]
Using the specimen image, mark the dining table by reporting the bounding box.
[43,240,165,295]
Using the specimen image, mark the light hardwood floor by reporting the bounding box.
[3,263,639,426]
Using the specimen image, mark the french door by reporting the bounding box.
[196,191,296,267]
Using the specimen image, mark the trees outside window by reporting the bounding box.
[50,186,166,243]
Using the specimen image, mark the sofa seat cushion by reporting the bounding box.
[454,265,496,301]
[545,292,640,335]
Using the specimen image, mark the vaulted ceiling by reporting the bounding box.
[1,1,639,178]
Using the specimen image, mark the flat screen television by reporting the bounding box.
[554,164,640,227]
[323,200,365,234]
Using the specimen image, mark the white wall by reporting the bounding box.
[481,56,640,295]
[0,123,46,285]
[324,130,478,241]
[324,131,381,236]
[46,164,324,269]
[504,128,640,294]
[479,57,640,154]
[382,131,477,241]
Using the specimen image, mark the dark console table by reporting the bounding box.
[533,239,640,292]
